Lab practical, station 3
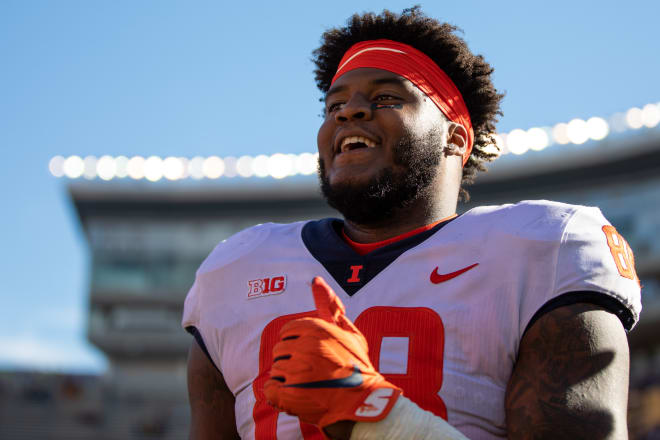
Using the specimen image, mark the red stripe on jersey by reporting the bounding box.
[341,214,457,256]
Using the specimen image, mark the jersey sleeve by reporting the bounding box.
[181,276,201,335]
[520,205,642,335]
[181,275,223,370]
[180,223,276,372]
[553,206,641,329]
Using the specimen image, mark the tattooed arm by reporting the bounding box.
[505,303,630,439]
[187,340,240,440]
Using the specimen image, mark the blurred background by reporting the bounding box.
[1,1,659,438]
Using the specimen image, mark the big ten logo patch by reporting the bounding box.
[602,225,639,285]
[247,275,287,299]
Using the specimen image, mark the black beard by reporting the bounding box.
[318,129,443,226]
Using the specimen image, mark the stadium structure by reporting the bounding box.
[1,103,659,439]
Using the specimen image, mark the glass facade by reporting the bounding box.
[81,196,336,359]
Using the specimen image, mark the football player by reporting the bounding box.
[183,7,641,439]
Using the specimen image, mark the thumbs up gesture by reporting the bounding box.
[264,277,402,430]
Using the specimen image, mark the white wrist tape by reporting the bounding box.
[350,395,469,440]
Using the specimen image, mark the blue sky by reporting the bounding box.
[1,1,659,373]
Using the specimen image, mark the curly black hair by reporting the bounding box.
[312,6,503,201]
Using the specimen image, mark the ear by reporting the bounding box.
[444,122,468,157]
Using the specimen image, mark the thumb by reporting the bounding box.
[311,276,356,332]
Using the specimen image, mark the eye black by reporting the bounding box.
[327,102,344,112]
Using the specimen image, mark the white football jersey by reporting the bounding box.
[182,200,641,439]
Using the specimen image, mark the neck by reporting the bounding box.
[340,155,463,243]
[343,193,457,244]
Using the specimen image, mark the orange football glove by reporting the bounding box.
[264,276,402,430]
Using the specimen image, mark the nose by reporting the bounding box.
[335,94,373,123]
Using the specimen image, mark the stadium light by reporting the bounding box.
[163,156,185,180]
[202,156,224,179]
[527,127,550,151]
[642,103,660,128]
[566,119,589,145]
[626,107,644,129]
[268,153,294,179]
[609,112,628,133]
[127,156,145,180]
[252,155,270,178]
[83,156,97,180]
[552,123,570,145]
[63,156,85,178]
[295,152,318,175]
[49,101,660,181]
[115,156,129,178]
[507,129,529,155]
[188,156,205,180]
[236,155,254,178]
[49,155,65,177]
[223,157,237,178]
[586,117,609,141]
[97,155,116,181]
[144,156,164,182]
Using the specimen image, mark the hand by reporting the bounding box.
[264,276,401,430]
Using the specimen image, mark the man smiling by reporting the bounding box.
[183,7,641,439]
[317,65,466,233]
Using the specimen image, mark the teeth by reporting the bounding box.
[340,136,376,152]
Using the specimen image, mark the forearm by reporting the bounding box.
[325,396,468,440]
[187,341,240,440]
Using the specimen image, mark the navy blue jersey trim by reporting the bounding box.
[284,365,364,388]
[523,291,635,337]
[186,325,221,373]
[301,217,456,296]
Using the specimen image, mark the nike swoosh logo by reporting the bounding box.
[430,263,479,284]
[284,365,363,389]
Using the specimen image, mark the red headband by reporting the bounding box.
[331,39,474,165]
